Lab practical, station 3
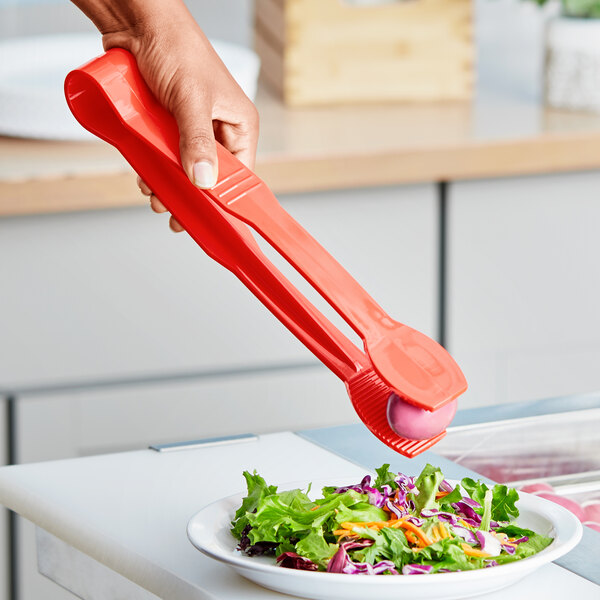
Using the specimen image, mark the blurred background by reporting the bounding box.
[1,0,600,599]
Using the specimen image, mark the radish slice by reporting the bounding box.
[520,483,555,495]
[387,393,457,440]
[582,502,600,523]
[536,493,586,521]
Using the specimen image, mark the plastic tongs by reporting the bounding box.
[64,49,467,458]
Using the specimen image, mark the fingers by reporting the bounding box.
[149,194,168,214]
[171,91,219,189]
[169,216,184,233]
[214,104,260,170]
[137,175,152,196]
[137,175,183,232]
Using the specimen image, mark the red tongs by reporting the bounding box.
[65,49,467,457]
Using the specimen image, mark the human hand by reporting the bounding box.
[73,0,259,232]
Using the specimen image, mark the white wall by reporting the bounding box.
[0,0,560,100]
[0,0,253,45]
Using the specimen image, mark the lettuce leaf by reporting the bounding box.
[247,489,370,543]
[461,478,520,523]
[333,502,388,527]
[231,471,278,538]
[479,489,493,531]
[294,529,337,566]
[490,484,520,522]
[350,526,413,569]
[438,485,462,510]
[416,538,484,572]
[460,477,488,512]
[374,464,398,489]
[494,532,553,564]
[413,464,444,513]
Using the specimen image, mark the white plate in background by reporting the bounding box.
[187,479,582,600]
[0,33,260,141]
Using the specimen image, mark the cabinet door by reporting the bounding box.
[0,397,8,600]
[14,365,355,600]
[448,172,600,407]
[0,184,437,390]
[15,365,354,462]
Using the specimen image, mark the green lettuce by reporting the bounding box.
[373,464,398,489]
[231,471,278,537]
[460,477,520,522]
[412,464,444,513]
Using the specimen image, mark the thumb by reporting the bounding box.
[173,95,218,189]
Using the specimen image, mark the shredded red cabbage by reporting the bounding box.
[402,564,433,575]
[276,552,319,571]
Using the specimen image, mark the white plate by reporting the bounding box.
[187,478,583,600]
[0,33,260,141]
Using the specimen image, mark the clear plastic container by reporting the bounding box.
[434,408,600,532]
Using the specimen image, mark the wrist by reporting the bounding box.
[71,0,193,53]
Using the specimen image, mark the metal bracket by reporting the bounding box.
[149,433,258,452]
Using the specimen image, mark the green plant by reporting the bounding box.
[533,0,600,18]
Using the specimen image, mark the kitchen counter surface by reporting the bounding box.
[0,396,598,600]
[0,430,597,600]
[3,87,600,216]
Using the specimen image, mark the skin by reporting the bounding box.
[71,0,259,232]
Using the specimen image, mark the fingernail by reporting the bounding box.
[193,161,216,188]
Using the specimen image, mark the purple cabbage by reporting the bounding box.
[420,508,479,528]
[334,475,394,509]
[334,475,373,495]
[475,531,501,556]
[496,534,528,554]
[451,500,483,524]
[346,561,399,575]
[420,508,459,525]
[364,486,387,508]
[513,536,529,544]
[276,552,318,571]
[402,564,433,575]
[439,480,454,493]
[385,498,406,519]
[395,473,417,493]
[335,471,420,514]
[459,497,481,509]
[452,525,478,545]
[381,484,393,497]
[237,525,279,556]
[327,539,398,575]
[484,560,499,568]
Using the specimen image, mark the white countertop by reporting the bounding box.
[0,432,597,599]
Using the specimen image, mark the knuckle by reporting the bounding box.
[184,131,214,152]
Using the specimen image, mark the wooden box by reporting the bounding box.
[254,0,474,106]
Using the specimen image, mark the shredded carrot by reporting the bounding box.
[337,518,432,547]
[435,491,450,499]
[310,506,319,511]
[405,531,419,545]
[492,531,517,547]
[339,520,393,532]
[461,543,490,558]
[458,519,473,528]
[439,523,448,539]
[333,529,359,540]
[399,520,432,546]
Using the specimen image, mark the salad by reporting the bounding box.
[230,464,553,575]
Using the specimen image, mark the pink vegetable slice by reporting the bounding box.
[536,493,585,521]
[387,393,457,440]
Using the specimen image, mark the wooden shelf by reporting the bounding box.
[3,86,600,216]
